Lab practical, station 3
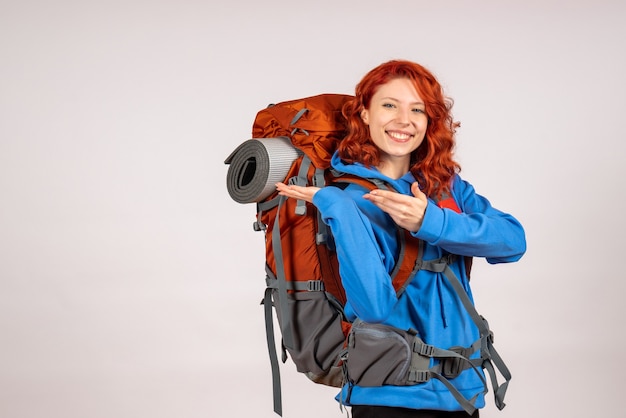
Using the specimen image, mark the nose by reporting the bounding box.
[396,106,411,124]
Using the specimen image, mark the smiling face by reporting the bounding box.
[360,77,428,178]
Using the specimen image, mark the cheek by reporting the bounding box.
[418,117,428,131]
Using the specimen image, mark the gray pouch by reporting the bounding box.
[345,321,427,387]
[272,289,347,387]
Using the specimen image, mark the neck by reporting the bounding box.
[377,158,409,180]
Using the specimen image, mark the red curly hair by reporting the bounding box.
[338,60,461,199]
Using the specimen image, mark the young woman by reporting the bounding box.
[276,60,526,418]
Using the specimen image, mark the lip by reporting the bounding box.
[386,130,414,142]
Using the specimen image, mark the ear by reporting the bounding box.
[360,109,369,125]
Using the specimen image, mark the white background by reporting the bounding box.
[1,1,624,417]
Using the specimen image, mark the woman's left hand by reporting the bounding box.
[275,182,320,203]
[363,182,427,232]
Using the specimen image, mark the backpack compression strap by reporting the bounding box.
[419,254,512,411]
[262,267,283,416]
[263,154,320,417]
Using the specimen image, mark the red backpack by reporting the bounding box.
[225,94,507,416]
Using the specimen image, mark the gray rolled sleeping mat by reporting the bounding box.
[225,137,302,204]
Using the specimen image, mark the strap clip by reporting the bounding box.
[414,340,435,357]
[409,370,430,383]
[306,280,325,291]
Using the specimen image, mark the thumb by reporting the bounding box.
[411,182,424,197]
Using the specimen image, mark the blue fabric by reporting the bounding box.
[312,152,526,411]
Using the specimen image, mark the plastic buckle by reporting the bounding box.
[307,280,325,292]
[442,357,463,379]
[415,341,435,357]
[442,253,456,265]
[295,203,307,216]
[409,370,430,383]
[316,232,327,245]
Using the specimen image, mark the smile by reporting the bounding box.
[386,131,413,141]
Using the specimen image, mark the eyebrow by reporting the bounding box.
[380,97,425,106]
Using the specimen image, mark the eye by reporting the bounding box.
[382,103,395,109]
[412,108,425,114]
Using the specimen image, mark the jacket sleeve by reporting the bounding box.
[415,175,526,263]
[313,186,398,322]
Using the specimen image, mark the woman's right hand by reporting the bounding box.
[363,182,427,232]
[275,182,320,204]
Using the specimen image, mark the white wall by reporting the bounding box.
[1,1,624,417]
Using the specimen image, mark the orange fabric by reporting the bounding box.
[252,94,353,169]
[256,93,466,312]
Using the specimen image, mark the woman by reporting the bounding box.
[276,60,526,418]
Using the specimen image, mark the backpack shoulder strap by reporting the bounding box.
[329,173,474,291]
[327,173,421,296]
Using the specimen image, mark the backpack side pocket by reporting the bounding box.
[345,322,421,386]
[272,289,347,386]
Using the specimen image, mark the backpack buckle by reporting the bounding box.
[253,221,266,231]
[441,346,471,379]
[442,253,457,265]
[414,340,435,357]
[409,370,430,383]
[306,280,325,291]
[442,357,464,379]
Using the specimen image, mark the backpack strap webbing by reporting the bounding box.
[264,194,291,417]
[262,274,282,416]
[263,154,330,416]
[419,254,512,411]
[409,334,486,416]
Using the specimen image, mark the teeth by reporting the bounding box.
[388,132,411,140]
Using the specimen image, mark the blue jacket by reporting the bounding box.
[312,152,526,411]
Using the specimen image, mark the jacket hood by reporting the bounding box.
[330,151,417,195]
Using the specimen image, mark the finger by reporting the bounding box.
[275,183,297,197]
[364,189,394,205]
[367,190,413,210]
[275,182,290,192]
[411,182,423,197]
